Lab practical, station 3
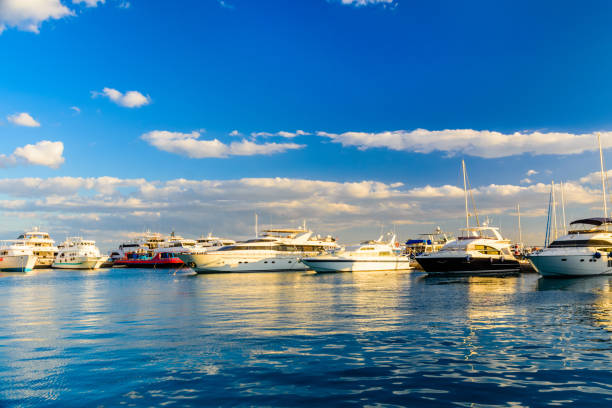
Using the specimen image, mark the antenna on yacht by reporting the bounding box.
[560,181,567,235]
[597,132,608,230]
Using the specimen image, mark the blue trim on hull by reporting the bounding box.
[0,268,31,272]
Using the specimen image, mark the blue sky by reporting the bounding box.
[2,0,612,248]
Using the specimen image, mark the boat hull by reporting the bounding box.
[529,253,612,277]
[52,256,107,270]
[0,255,37,272]
[301,258,413,272]
[178,253,307,273]
[113,257,184,269]
[416,255,521,276]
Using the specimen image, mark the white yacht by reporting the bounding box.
[195,233,235,250]
[152,232,197,257]
[52,237,107,270]
[415,160,520,276]
[0,241,38,272]
[177,228,338,273]
[301,234,412,272]
[528,218,612,277]
[529,134,612,278]
[16,228,59,268]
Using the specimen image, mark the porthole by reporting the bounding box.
[580,259,585,262]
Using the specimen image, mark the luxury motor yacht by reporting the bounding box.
[416,160,520,276]
[0,241,38,272]
[52,237,107,270]
[416,225,520,275]
[16,228,59,268]
[528,218,612,277]
[301,234,412,272]
[528,133,612,278]
[178,228,338,273]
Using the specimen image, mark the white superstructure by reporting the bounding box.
[16,228,59,268]
[529,218,612,277]
[178,228,338,273]
[111,231,166,261]
[302,234,412,272]
[0,241,37,272]
[52,237,106,270]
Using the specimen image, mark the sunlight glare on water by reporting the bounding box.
[0,269,611,406]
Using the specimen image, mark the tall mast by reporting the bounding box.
[517,203,523,249]
[462,159,469,230]
[255,213,258,238]
[544,187,552,247]
[551,181,558,241]
[598,132,608,228]
[560,181,567,235]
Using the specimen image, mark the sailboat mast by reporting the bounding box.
[597,133,608,226]
[255,213,258,238]
[551,181,558,241]
[560,181,567,235]
[518,203,523,249]
[462,160,469,230]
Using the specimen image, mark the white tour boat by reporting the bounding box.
[0,241,38,272]
[16,228,59,268]
[52,237,107,270]
[177,228,338,273]
[301,234,412,272]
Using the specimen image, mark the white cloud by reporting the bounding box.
[521,178,532,184]
[72,0,104,7]
[0,169,608,250]
[251,130,310,138]
[93,87,151,108]
[0,0,73,34]
[217,0,234,9]
[526,169,538,176]
[6,112,40,127]
[319,129,612,158]
[337,0,395,6]
[141,130,305,158]
[70,106,81,114]
[0,141,64,169]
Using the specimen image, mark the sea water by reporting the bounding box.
[0,269,610,407]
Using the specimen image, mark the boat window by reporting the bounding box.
[361,247,374,251]
[378,251,392,256]
[474,245,501,255]
[550,239,612,248]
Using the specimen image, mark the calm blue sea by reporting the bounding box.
[0,268,610,407]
